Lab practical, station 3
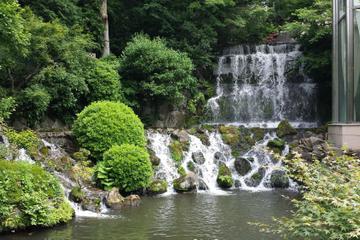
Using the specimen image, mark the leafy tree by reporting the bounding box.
[96,144,153,192]
[119,34,197,109]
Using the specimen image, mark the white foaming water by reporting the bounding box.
[148,129,292,194]
[206,44,318,127]
[15,148,35,164]
[147,130,179,195]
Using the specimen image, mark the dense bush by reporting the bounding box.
[0,160,73,232]
[257,152,360,239]
[95,144,153,192]
[5,128,40,153]
[73,101,146,159]
[119,34,197,109]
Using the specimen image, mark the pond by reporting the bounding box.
[2,190,296,240]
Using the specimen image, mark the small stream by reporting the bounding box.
[2,190,297,240]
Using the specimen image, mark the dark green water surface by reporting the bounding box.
[2,190,296,240]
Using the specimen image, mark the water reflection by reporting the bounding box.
[2,191,296,240]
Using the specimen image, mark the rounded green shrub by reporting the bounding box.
[0,160,73,232]
[95,144,153,192]
[73,101,146,159]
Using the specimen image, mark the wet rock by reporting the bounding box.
[123,195,141,207]
[234,157,252,176]
[104,188,125,210]
[217,163,233,189]
[187,161,195,172]
[198,179,209,190]
[171,129,190,144]
[173,172,198,193]
[192,151,205,165]
[234,179,241,188]
[219,126,255,157]
[214,152,226,164]
[245,167,266,187]
[270,170,289,188]
[148,148,160,166]
[147,179,167,195]
[276,120,297,138]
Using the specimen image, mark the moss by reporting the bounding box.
[251,127,265,142]
[177,166,186,177]
[267,138,286,154]
[216,163,233,188]
[201,124,215,132]
[276,120,297,137]
[147,179,167,195]
[69,186,85,203]
[72,148,91,162]
[219,125,256,157]
[169,140,188,164]
[39,146,49,156]
[187,161,195,172]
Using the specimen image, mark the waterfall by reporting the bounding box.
[148,129,294,194]
[207,44,318,128]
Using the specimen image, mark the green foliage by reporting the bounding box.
[69,186,85,203]
[0,97,16,121]
[258,152,360,240]
[217,163,233,188]
[5,128,40,153]
[169,140,185,164]
[95,144,153,192]
[0,0,30,70]
[119,34,197,109]
[0,160,73,232]
[73,101,146,160]
[18,84,51,126]
[85,57,122,103]
[177,166,186,177]
[267,138,286,154]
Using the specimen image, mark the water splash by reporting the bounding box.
[206,44,318,127]
[148,129,293,194]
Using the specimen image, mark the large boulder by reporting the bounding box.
[216,163,233,189]
[104,188,125,210]
[270,170,289,188]
[147,179,168,195]
[245,167,266,187]
[173,172,198,192]
[234,157,252,176]
[192,151,205,165]
[276,120,297,138]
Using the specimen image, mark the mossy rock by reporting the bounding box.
[72,148,91,162]
[69,186,85,203]
[173,172,197,192]
[147,179,167,195]
[267,138,286,154]
[234,157,252,176]
[245,167,266,187]
[276,120,297,138]
[216,163,233,189]
[187,161,195,172]
[219,126,256,157]
[251,127,265,142]
[270,170,289,188]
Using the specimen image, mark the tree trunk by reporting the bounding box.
[101,0,110,57]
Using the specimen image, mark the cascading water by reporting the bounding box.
[207,44,318,128]
[148,129,294,194]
